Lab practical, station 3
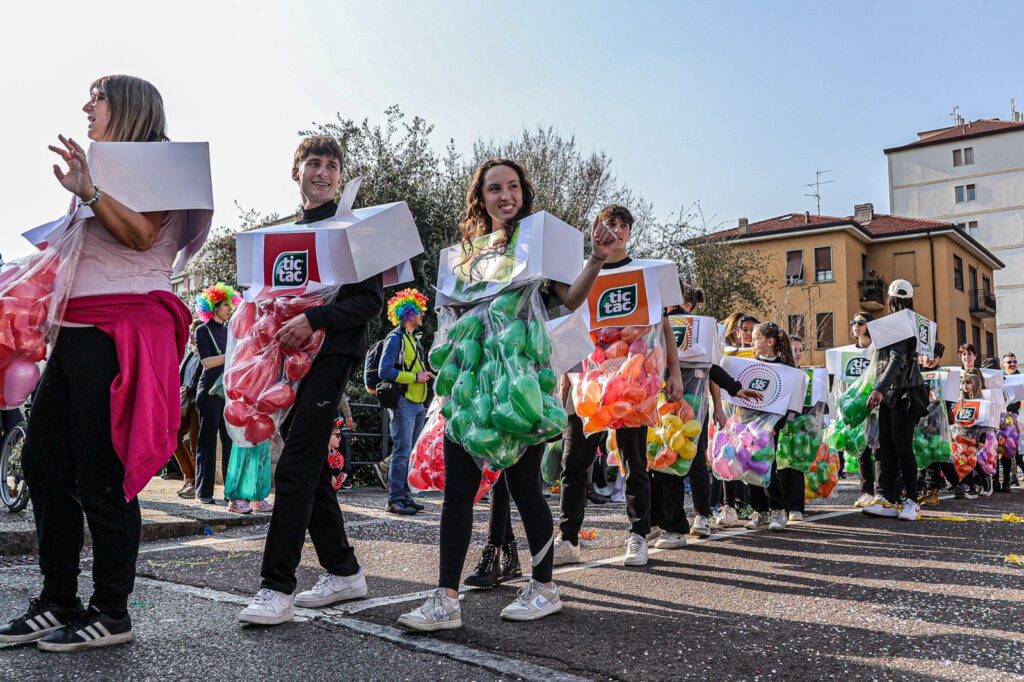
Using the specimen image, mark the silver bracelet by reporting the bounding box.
[80,186,102,207]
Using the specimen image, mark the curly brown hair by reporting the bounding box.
[459,159,535,250]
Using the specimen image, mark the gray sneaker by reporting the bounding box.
[768,509,788,531]
[744,512,770,530]
[397,589,462,632]
[500,580,562,622]
[689,515,712,538]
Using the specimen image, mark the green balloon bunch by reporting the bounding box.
[776,414,822,472]
[837,376,873,428]
[432,287,567,469]
[912,427,953,468]
[825,417,867,456]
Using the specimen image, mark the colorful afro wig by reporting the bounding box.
[195,282,242,322]
[387,288,429,326]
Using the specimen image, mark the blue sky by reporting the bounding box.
[2,0,1022,259]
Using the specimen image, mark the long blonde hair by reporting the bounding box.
[90,75,168,142]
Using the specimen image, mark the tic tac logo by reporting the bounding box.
[736,364,783,406]
[844,356,870,379]
[597,284,638,322]
[916,315,931,347]
[273,251,309,288]
[955,403,978,424]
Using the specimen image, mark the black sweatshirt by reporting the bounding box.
[298,200,385,358]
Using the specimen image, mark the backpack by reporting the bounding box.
[363,338,386,393]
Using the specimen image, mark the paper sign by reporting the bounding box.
[434,211,583,305]
[866,309,937,358]
[236,179,423,301]
[582,259,681,330]
[668,314,720,363]
[980,368,1004,391]
[24,141,215,273]
[982,389,1007,417]
[721,356,809,416]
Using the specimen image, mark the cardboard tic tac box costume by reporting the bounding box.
[667,314,722,365]
[865,309,937,358]
[582,259,683,331]
[235,177,422,301]
[721,355,809,416]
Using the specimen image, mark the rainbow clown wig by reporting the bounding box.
[195,282,242,322]
[387,288,429,326]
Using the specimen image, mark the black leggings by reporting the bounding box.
[877,403,918,502]
[22,327,140,618]
[194,391,231,500]
[688,412,712,517]
[486,476,516,546]
[439,438,553,590]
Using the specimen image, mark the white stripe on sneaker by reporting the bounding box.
[75,629,92,641]
[44,612,61,628]
[94,622,111,638]
[85,624,102,640]
[26,618,40,632]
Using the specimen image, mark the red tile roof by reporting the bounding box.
[711,213,849,239]
[884,119,1024,153]
[858,213,950,235]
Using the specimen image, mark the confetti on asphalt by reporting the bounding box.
[578,529,598,540]
[1004,554,1024,567]
[927,513,1024,524]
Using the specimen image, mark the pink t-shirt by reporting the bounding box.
[69,211,186,299]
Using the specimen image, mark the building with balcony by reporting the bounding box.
[705,203,1003,366]
[884,110,1024,352]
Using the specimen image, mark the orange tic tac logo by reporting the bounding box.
[587,269,649,328]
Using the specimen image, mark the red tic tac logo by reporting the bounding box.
[263,233,320,290]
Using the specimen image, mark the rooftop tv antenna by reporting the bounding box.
[803,169,834,215]
[950,105,965,126]
[1012,98,1023,123]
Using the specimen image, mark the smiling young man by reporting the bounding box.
[239,136,385,625]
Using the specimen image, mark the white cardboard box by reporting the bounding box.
[721,356,809,416]
[668,314,721,364]
[825,344,873,379]
[582,259,682,330]
[435,211,583,305]
[545,309,595,375]
[236,177,423,301]
[865,309,937,357]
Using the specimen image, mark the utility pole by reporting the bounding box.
[804,169,834,216]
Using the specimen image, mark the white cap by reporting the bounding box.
[888,279,914,299]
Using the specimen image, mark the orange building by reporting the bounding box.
[706,203,1003,366]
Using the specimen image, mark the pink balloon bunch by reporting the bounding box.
[997,414,1019,459]
[709,413,775,487]
[408,411,499,503]
[223,296,326,445]
[976,429,998,475]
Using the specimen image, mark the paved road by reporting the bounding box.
[2,480,1023,681]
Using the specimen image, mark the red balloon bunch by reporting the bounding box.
[0,253,61,407]
[408,411,499,503]
[223,296,325,444]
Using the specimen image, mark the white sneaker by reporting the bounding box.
[239,588,294,625]
[854,493,875,508]
[862,496,900,518]
[713,506,738,528]
[690,515,712,538]
[744,512,770,530]
[397,589,462,632]
[623,533,649,566]
[552,538,582,566]
[654,531,687,549]
[898,499,921,521]
[294,569,368,608]
[768,509,788,532]
[788,511,804,523]
[500,580,562,622]
[646,526,662,542]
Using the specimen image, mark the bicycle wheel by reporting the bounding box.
[1,424,29,513]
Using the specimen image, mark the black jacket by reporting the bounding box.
[709,363,743,397]
[874,337,923,405]
[297,200,385,358]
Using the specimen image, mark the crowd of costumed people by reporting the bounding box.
[1,73,1020,651]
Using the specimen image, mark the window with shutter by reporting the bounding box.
[814,247,833,282]
[785,250,803,285]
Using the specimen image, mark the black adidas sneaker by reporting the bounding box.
[0,597,85,644]
[36,605,133,652]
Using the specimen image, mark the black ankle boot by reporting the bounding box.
[500,542,522,582]
[464,544,500,588]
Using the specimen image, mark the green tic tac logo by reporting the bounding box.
[273,251,309,287]
[844,356,870,379]
[916,315,931,347]
[597,284,638,322]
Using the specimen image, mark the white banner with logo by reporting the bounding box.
[668,314,720,363]
[582,259,682,330]
[721,356,809,416]
[953,399,999,428]
[434,211,583,305]
[235,177,423,301]
[865,309,937,357]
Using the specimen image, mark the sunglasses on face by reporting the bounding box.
[850,319,866,327]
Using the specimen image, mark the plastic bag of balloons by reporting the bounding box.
[224,441,271,501]
[429,280,566,470]
[0,225,86,408]
[835,365,876,429]
[541,440,563,485]
[776,404,825,472]
[645,366,708,476]
[863,412,880,451]
[605,430,625,472]
[574,324,665,435]
[408,398,500,502]
[912,399,953,468]
[824,416,867,458]
[950,427,979,479]
[222,293,329,445]
[709,406,783,487]
[804,444,840,500]
[997,413,1019,459]
[975,428,998,475]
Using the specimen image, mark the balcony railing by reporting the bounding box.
[858,276,886,310]
[969,289,997,318]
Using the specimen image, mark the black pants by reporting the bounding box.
[650,471,689,533]
[22,327,140,617]
[858,447,882,495]
[924,461,960,489]
[560,413,650,541]
[260,354,359,594]
[999,457,1014,488]
[749,463,804,513]
[486,476,516,546]
[439,438,552,590]
[720,480,748,508]
[877,403,918,502]
[688,413,712,517]
[194,391,231,500]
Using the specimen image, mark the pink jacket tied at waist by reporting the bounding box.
[63,291,192,501]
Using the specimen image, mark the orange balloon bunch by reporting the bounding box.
[574,324,665,434]
[952,433,979,479]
